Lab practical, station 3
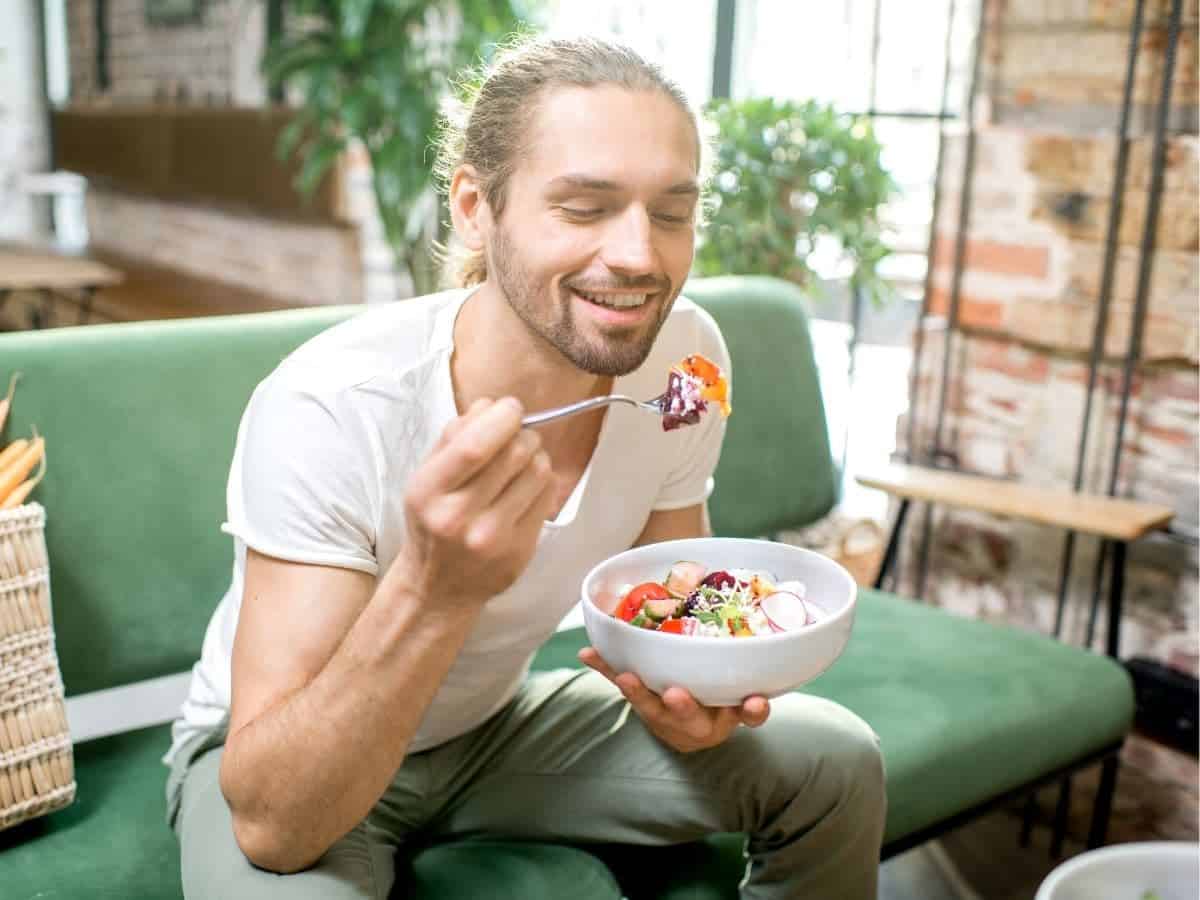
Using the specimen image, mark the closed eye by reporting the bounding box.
[558,207,604,220]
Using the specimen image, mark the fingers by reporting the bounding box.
[484,446,555,526]
[662,687,720,740]
[578,650,762,746]
[421,397,525,492]
[740,696,771,728]
[579,649,671,723]
[663,687,741,740]
[614,672,669,724]
[579,653,706,739]
[577,647,615,679]
[434,397,493,450]
[458,427,546,514]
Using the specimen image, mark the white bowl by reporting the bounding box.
[581,537,857,706]
[1035,841,1199,900]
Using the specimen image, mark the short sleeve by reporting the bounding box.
[222,376,380,575]
[651,305,732,511]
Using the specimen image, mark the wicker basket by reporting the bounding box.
[0,503,75,831]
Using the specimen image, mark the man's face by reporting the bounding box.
[484,85,700,377]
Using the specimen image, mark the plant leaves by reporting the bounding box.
[269,0,527,292]
[696,96,899,300]
[295,136,345,197]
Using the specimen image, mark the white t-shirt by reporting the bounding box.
[165,287,731,764]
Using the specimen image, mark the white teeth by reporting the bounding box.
[576,290,648,308]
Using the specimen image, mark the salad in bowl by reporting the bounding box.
[611,562,815,637]
[582,538,857,706]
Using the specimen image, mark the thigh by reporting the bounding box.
[175,746,396,900]
[426,669,883,845]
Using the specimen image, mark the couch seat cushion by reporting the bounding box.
[0,724,181,900]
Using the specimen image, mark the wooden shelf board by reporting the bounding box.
[857,463,1174,541]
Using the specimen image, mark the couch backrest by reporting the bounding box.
[0,275,834,696]
[687,276,838,537]
[0,306,358,695]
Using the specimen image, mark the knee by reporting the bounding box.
[819,703,885,799]
[766,696,885,803]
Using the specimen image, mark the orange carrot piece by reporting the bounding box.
[0,431,43,507]
[0,439,28,473]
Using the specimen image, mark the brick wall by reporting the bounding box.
[67,0,243,103]
[63,0,402,307]
[900,0,1198,841]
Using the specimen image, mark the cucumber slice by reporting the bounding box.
[643,596,682,621]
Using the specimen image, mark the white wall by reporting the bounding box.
[0,0,51,242]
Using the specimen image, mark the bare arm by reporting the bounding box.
[632,501,711,545]
[219,397,555,873]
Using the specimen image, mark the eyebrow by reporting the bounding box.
[546,174,700,197]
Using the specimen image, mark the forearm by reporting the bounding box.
[219,575,479,872]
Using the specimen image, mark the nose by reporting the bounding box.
[600,205,657,277]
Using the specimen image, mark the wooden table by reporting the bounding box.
[0,244,124,327]
[858,462,1174,658]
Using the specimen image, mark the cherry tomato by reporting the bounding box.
[616,582,671,621]
[657,618,685,634]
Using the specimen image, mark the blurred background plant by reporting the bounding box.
[697,97,898,306]
[262,0,530,296]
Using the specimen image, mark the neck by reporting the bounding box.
[450,281,614,420]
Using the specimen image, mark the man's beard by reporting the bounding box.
[488,223,674,377]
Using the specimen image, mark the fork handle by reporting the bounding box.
[521,395,634,427]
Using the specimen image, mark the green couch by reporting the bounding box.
[0,276,1133,899]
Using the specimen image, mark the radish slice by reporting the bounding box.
[774,579,808,599]
[759,591,811,632]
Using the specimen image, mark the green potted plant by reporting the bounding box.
[696,97,897,306]
[262,0,529,296]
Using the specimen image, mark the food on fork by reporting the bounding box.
[659,354,731,431]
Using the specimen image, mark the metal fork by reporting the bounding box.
[521,393,668,427]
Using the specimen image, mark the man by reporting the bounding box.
[166,35,886,899]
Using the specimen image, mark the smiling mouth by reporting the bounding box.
[570,287,657,309]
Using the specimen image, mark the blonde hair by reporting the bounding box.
[433,35,708,287]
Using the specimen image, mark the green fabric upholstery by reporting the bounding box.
[400,842,622,900]
[0,275,1133,898]
[0,306,358,695]
[684,276,838,537]
[0,725,179,900]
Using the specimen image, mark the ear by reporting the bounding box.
[449,165,490,251]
